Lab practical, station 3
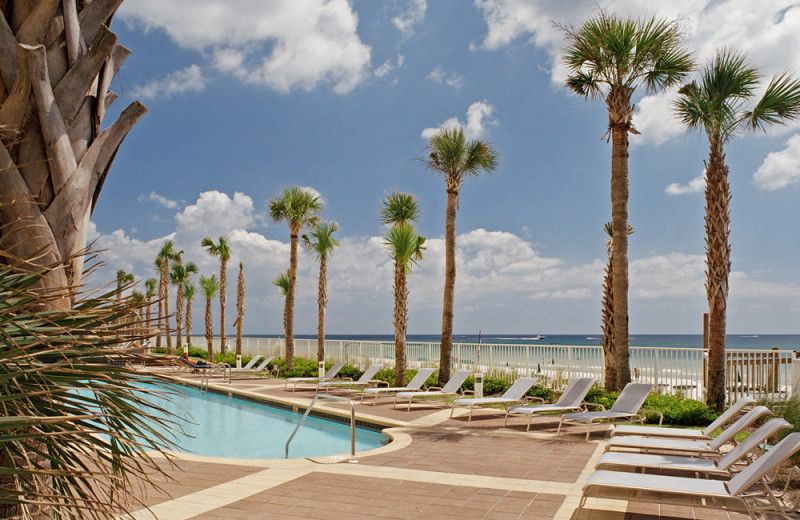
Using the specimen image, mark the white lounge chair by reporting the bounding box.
[611,395,755,440]
[557,383,654,440]
[504,377,595,431]
[596,417,792,476]
[284,360,346,392]
[317,364,383,393]
[360,367,436,405]
[451,376,539,421]
[235,355,263,371]
[578,432,800,520]
[393,369,472,411]
[603,405,772,455]
[230,356,274,374]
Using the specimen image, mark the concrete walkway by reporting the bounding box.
[120,369,758,520]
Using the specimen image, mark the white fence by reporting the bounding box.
[184,335,796,403]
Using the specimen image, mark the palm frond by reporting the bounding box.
[745,72,800,132]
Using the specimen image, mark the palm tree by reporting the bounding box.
[129,290,145,335]
[421,128,498,384]
[273,270,291,340]
[115,269,134,305]
[382,194,426,387]
[184,281,196,349]
[199,275,220,362]
[234,262,246,357]
[269,186,323,368]
[155,241,178,353]
[601,222,633,391]
[145,277,158,336]
[170,260,198,353]
[673,50,800,411]
[302,221,340,363]
[201,236,233,355]
[562,11,693,390]
[0,258,179,520]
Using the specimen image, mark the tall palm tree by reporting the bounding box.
[234,262,246,357]
[170,260,198,352]
[562,11,693,390]
[302,221,340,363]
[421,128,498,384]
[673,50,800,411]
[201,236,233,354]
[145,277,158,337]
[155,241,179,353]
[273,270,290,342]
[381,194,426,387]
[184,281,196,349]
[115,269,134,305]
[269,186,323,368]
[199,275,220,362]
[601,222,633,391]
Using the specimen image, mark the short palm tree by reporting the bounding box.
[170,260,198,352]
[273,270,291,338]
[303,221,340,363]
[155,241,179,353]
[145,277,158,336]
[673,49,800,411]
[381,192,425,386]
[269,186,323,367]
[235,262,246,357]
[115,269,134,305]
[129,290,145,335]
[601,222,633,391]
[184,281,196,349]
[0,259,179,520]
[421,127,498,384]
[562,11,693,390]
[201,236,233,354]
[199,275,220,362]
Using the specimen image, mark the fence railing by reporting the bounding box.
[183,335,796,403]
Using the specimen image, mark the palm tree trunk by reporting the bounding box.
[219,259,227,355]
[162,265,172,355]
[205,298,213,361]
[236,263,245,357]
[186,299,193,349]
[156,276,164,349]
[705,146,731,412]
[286,227,299,367]
[394,260,408,387]
[439,188,458,384]
[175,284,184,351]
[317,257,327,363]
[608,88,633,391]
[601,259,617,390]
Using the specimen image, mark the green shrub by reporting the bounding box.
[758,394,800,441]
[271,357,319,378]
[338,364,363,380]
[642,394,718,426]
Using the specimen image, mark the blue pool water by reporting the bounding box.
[148,384,386,459]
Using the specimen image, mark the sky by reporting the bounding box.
[89,0,800,337]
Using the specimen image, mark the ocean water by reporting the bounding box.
[269,333,800,351]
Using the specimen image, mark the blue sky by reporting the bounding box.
[91,0,800,336]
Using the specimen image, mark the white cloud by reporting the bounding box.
[119,0,372,94]
[131,64,206,100]
[421,100,498,140]
[427,66,465,88]
[753,134,800,190]
[374,55,405,78]
[175,191,261,243]
[665,173,705,195]
[140,191,180,209]
[392,0,427,36]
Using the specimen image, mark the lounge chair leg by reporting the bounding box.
[468,407,473,422]
[503,412,509,427]
[527,416,532,432]
[557,418,563,436]
[450,406,456,418]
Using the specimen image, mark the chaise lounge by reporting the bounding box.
[284,360,346,392]
[451,376,539,421]
[393,369,472,411]
[317,364,383,394]
[504,377,595,431]
[557,382,654,440]
[360,367,435,405]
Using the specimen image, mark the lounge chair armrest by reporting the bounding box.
[463,390,475,396]
[375,381,390,388]
[524,396,545,404]
[583,402,606,411]
[641,408,664,427]
[428,386,444,392]
[340,377,354,382]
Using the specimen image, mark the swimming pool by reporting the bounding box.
[149,384,387,459]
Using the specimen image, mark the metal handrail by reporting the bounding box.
[285,394,357,462]
[200,363,231,393]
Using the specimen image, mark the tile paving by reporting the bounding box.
[121,369,766,520]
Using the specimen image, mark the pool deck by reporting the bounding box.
[120,368,774,520]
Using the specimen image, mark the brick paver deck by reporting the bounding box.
[120,369,760,520]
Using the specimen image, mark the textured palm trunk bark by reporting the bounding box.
[394,260,408,387]
[205,298,213,361]
[185,299,193,348]
[162,265,172,354]
[439,188,458,384]
[704,145,731,412]
[236,263,245,357]
[601,259,617,390]
[608,88,633,391]
[286,229,299,367]
[219,259,227,355]
[175,284,184,350]
[317,256,327,363]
